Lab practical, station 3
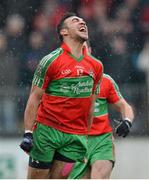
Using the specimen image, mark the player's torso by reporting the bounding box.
[45,50,96,98]
[37,48,102,134]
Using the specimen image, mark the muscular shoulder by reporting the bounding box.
[34,48,63,79]
[101,74,118,91]
[103,74,114,83]
[99,74,113,94]
[102,73,123,100]
[39,47,63,68]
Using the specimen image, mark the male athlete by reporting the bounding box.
[19,12,103,179]
[68,73,134,179]
[49,44,134,179]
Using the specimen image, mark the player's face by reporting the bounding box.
[63,16,88,41]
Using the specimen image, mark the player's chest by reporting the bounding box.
[52,57,95,79]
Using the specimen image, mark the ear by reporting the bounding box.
[60,28,68,37]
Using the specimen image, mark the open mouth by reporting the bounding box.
[79,27,87,33]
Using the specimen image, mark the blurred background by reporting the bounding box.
[0,0,148,178]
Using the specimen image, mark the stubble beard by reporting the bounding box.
[76,35,88,43]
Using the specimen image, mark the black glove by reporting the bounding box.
[20,132,33,153]
[115,119,132,137]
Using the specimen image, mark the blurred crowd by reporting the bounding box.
[0,0,149,135]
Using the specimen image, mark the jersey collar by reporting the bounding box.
[61,42,87,56]
[61,43,71,53]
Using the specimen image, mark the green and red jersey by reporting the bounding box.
[32,43,103,134]
[90,74,122,135]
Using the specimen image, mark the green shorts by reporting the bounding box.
[29,123,87,163]
[69,132,115,179]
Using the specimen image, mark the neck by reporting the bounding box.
[64,39,84,58]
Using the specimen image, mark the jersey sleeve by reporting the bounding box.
[32,55,51,89]
[32,48,63,89]
[107,76,123,104]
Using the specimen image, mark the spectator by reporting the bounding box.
[23,31,49,85]
[137,38,149,92]
[5,14,26,58]
[5,14,27,86]
[104,35,133,84]
[0,32,19,133]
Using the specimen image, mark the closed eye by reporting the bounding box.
[72,18,80,23]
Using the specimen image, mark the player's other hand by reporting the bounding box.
[115,120,132,137]
[20,132,33,153]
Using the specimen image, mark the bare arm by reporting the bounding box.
[24,85,45,131]
[111,98,134,123]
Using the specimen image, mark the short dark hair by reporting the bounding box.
[57,12,76,42]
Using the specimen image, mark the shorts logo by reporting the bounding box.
[31,157,39,164]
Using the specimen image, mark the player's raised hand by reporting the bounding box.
[115,119,132,137]
[20,132,33,153]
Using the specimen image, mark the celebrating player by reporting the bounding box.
[49,42,134,179]
[68,73,134,179]
[19,12,103,179]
